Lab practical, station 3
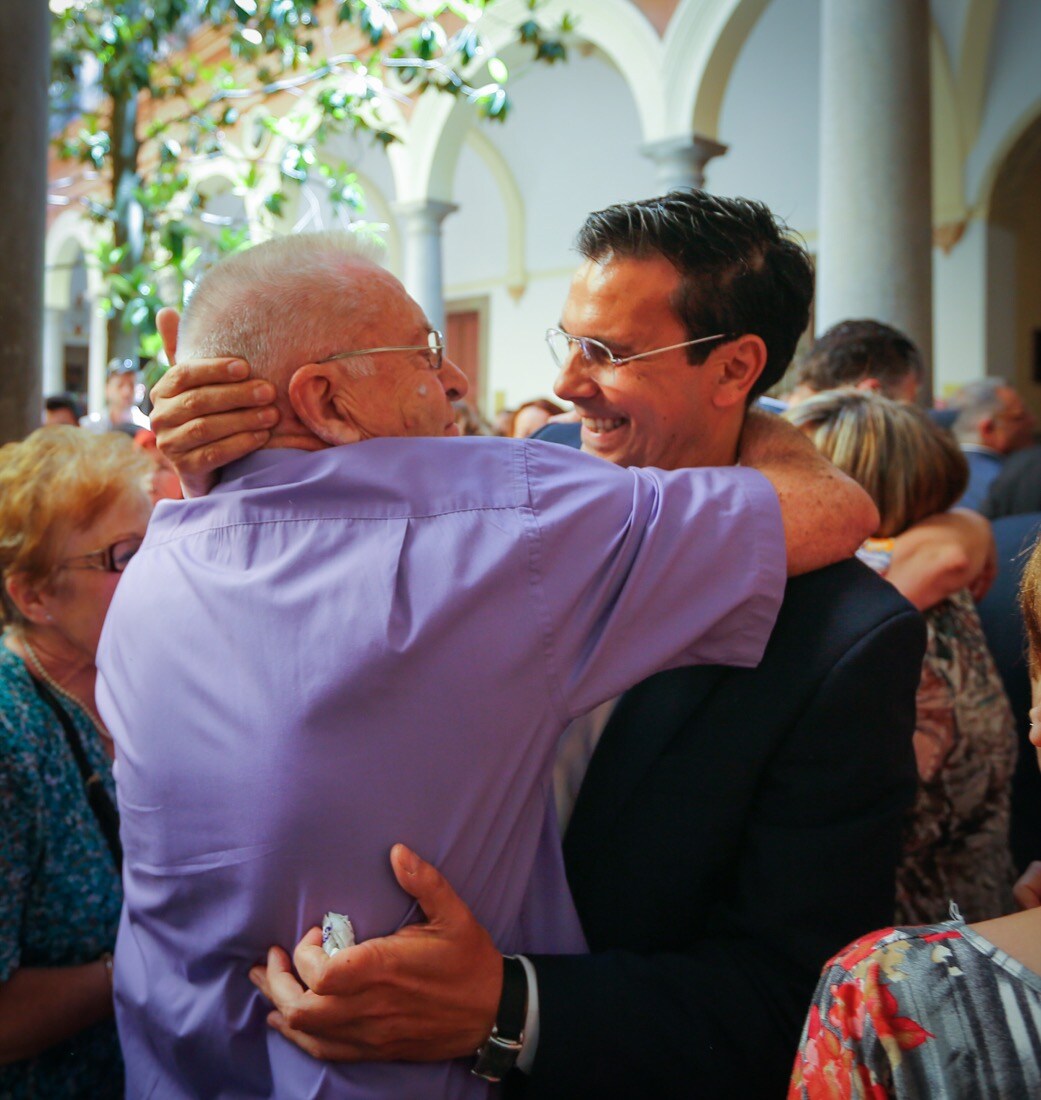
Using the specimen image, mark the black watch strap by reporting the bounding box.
[471,955,528,1082]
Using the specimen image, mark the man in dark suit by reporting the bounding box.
[155,191,925,1096]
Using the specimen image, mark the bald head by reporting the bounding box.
[179,231,388,389]
[176,229,468,452]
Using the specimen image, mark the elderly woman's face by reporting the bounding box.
[41,489,153,660]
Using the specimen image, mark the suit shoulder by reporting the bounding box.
[777,558,922,643]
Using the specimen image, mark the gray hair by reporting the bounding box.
[948,379,1007,444]
[178,230,388,383]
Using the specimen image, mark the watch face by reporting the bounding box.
[472,1031,525,1083]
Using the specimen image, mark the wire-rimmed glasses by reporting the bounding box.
[545,327,728,375]
[315,329,445,371]
[60,536,144,575]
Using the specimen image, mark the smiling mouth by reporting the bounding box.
[582,416,627,434]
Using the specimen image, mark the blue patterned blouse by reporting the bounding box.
[0,642,123,1097]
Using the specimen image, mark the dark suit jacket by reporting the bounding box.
[976,512,1041,871]
[519,558,925,1099]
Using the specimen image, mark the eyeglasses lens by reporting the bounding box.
[111,538,143,573]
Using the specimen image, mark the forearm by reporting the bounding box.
[887,510,994,610]
[0,961,113,1065]
[739,412,879,574]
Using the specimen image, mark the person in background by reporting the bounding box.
[509,398,566,439]
[132,429,183,504]
[948,378,1037,511]
[787,390,1017,924]
[0,427,153,1097]
[492,407,514,436]
[80,359,150,435]
[43,393,83,427]
[452,400,492,437]
[789,530,1041,1100]
[787,319,924,406]
[981,444,1041,519]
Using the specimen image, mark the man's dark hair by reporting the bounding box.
[575,189,814,398]
[44,393,83,418]
[796,319,923,397]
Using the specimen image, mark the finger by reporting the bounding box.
[156,307,181,363]
[294,937,344,995]
[178,430,275,481]
[1013,861,1041,910]
[156,407,279,456]
[389,843,465,926]
[151,359,253,405]
[249,964,271,1000]
[266,1010,357,1062]
[151,382,276,434]
[260,947,314,1015]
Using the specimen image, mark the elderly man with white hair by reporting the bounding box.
[97,230,874,1100]
[949,378,1036,511]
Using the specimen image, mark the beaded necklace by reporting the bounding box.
[20,636,108,739]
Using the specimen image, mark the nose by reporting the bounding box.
[440,356,469,401]
[552,349,598,405]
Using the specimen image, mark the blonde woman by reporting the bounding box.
[789,532,1041,1099]
[0,427,152,1097]
[786,391,1017,924]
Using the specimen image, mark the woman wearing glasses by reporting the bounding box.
[0,427,152,1097]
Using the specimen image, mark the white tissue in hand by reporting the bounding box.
[321,912,356,957]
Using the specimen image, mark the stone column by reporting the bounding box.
[816,0,933,395]
[87,298,109,418]
[641,135,728,193]
[393,199,458,332]
[42,307,67,395]
[0,0,49,442]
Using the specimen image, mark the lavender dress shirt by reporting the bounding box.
[96,436,785,1099]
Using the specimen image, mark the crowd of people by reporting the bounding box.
[3,188,1041,1099]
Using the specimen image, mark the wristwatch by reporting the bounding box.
[471,955,528,1082]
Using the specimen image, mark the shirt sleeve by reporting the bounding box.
[521,443,787,718]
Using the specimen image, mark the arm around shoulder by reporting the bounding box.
[738,412,879,576]
[886,509,995,610]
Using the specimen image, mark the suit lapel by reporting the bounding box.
[563,664,727,869]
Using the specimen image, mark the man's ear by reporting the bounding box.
[854,376,883,393]
[712,334,767,409]
[288,364,364,446]
[156,307,180,364]
[978,415,998,448]
[5,573,51,627]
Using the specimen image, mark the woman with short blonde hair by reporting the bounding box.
[0,427,152,1096]
[786,390,1016,925]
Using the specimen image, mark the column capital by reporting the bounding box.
[640,134,729,192]
[392,199,459,231]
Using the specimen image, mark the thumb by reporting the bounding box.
[390,843,465,925]
[156,307,181,364]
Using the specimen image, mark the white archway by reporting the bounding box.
[396,0,666,204]
[665,0,771,139]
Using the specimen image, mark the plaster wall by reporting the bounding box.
[443,49,658,411]
[933,221,988,394]
[709,0,821,233]
[967,0,1041,204]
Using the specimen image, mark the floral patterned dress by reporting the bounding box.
[855,543,1017,925]
[897,590,1017,923]
[0,644,123,1098]
[789,916,1041,1099]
